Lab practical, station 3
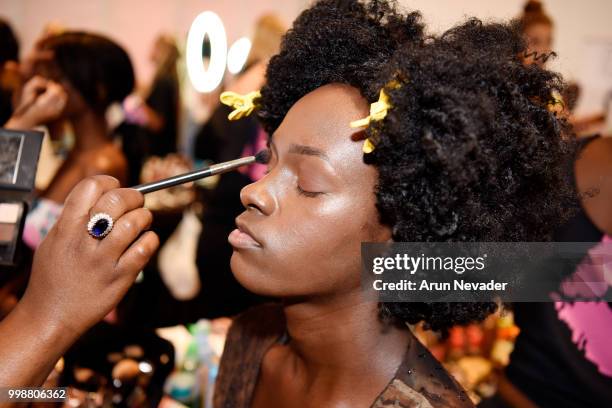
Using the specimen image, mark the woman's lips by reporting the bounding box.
[228,227,262,249]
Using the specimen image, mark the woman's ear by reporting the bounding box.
[375,223,393,243]
[366,222,392,243]
[375,218,393,243]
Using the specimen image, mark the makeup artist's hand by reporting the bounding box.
[0,176,159,387]
[24,175,159,336]
[4,76,67,129]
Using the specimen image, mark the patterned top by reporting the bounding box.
[214,303,474,408]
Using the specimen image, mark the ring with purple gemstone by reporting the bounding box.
[87,212,114,239]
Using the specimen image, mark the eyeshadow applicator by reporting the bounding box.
[132,149,270,194]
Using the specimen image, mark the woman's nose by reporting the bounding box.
[240,178,274,216]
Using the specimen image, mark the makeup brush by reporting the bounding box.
[132,149,270,194]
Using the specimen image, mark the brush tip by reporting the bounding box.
[255,148,271,164]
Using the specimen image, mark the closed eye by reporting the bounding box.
[297,185,325,198]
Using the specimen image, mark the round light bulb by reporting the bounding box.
[186,11,227,93]
[227,37,252,74]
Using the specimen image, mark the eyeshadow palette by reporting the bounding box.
[0,128,43,266]
[0,132,23,185]
[0,202,25,265]
[0,128,43,192]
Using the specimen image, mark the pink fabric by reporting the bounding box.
[239,127,268,181]
[554,235,612,377]
[23,198,63,250]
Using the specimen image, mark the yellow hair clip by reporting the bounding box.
[546,92,565,116]
[220,90,261,121]
[350,88,392,129]
[350,80,400,154]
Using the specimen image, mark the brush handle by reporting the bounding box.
[132,156,256,194]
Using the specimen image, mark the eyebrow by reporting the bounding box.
[287,143,330,162]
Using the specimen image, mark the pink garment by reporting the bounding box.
[239,127,268,181]
[23,198,63,250]
[555,235,612,377]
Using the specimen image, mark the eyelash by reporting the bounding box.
[297,185,324,198]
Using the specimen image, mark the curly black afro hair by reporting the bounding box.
[257,0,576,332]
[257,0,424,133]
[370,19,576,330]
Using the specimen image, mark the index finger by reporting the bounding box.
[62,176,121,220]
[37,82,68,110]
[13,76,48,116]
[41,81,66,96]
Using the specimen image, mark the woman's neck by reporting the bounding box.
[70,109,110,152]
[282,291,411,384]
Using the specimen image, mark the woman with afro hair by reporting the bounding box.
[213,0,574,407]
[0,0,574,405]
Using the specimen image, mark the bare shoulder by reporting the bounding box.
[577,136,612,165]
[575,136,612,235]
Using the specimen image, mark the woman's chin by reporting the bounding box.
[229,251,336,299]
[230,251,280,297]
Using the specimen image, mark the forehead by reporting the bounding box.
[271,83,380,199]
[526,23,551,35]
[272,83,370,157]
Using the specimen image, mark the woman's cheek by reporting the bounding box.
[232,188,375,297]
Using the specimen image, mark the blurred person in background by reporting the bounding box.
[194,14,286,163]
[0,18,20,124]
[519,0,553,68]
[182,37,222,159]
[0,23,71,322]
[19,21,66,82]
[120,15,287,326]
[120,34,180,187]
[124,34,180,157]
[3,33,174,403]
[16,23,70,183]
[1,30,134,330]
[192,14,286,319]
[518,0,609,136]
[478,2,612,407]
[19,32,134,249]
